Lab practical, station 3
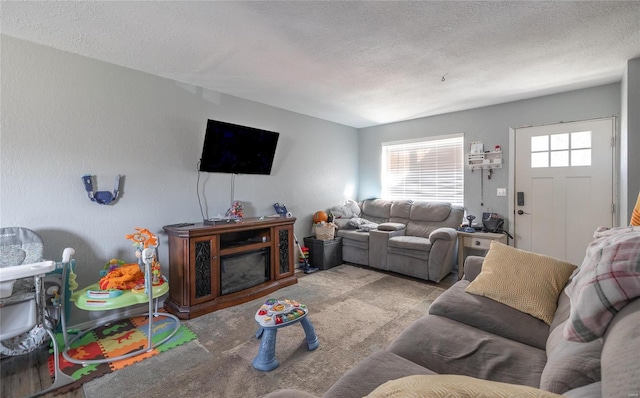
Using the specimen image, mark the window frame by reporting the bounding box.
[381,133,464,206]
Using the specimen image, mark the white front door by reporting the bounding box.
[514,118,614,265]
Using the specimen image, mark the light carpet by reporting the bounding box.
[72,265,447,398]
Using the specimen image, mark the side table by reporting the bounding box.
[457,231,507,279]
[252,298,319,371]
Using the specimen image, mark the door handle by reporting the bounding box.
[517,210,530,215]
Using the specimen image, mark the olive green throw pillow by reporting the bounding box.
[365,374,563,398]
[465,241,576,325]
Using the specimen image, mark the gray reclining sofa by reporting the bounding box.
[264,251,640,398]
[334,199,464,283]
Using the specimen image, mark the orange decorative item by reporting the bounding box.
[95,226,164,291]
[313,211,328,223]
[125,228,158,248]
[124,227,164,286]
[99,263,145,290]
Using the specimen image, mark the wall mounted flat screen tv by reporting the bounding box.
[199,119,279,175]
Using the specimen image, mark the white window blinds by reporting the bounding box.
[381,134,464,205]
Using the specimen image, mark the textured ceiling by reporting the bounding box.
[2,1,639,128]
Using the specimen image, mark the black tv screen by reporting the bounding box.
[199,119,279,175]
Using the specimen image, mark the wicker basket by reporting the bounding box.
[314,224,336,240]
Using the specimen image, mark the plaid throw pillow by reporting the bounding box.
[564,226,640,342]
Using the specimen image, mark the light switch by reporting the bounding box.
[497,188,507,197]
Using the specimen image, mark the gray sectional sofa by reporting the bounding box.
[333,199,464,283]
[264,226,640,398]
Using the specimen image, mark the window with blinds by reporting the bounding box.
[381,134,464,205]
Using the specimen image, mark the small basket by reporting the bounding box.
[314,224,336,240]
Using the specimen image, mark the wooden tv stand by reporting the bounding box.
[163,217,297,319]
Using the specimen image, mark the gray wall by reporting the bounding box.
[358,84,622,225]
[0,35,358,317]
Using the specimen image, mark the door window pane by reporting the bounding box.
[531,152,549,168]
[571,149,591,166]
[550,133,569,150]
[551,150,569,167]
[531,135,548,152]
[571,131,591,149]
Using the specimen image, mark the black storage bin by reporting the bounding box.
[303,236,343,270]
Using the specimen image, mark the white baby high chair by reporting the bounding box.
[0,227,76,396]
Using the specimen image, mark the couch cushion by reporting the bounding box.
[401,202,459,238]
[322,350,436,398]
[365,375,563,398]
[388,236,432,260]
[540,319,602,394]
[388,314,546,387]
[429,281,549,349]
[337,229,369,244]
[389,200,413,219]
[465,241,576,325]
[409,201,453,222]
[563,226,640,342]
[387,236,431,252]
[360,199,393,223]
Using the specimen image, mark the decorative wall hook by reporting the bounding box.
[82,174,122,205]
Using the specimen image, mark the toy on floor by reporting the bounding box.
[294,234,318,274]
[74,228,168,310]
[298,246,309,265]
[96,228,165,293]
[253,297,318,371]
[99,262,144,290]
[60,227,180,366]
[255,298,308,327]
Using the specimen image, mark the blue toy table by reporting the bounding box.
[253,299,319,371]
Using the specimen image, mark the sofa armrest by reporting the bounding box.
[428,227,457,242]
[427,227,458,282]
[463,256,484,281]
[369,228,406,269]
